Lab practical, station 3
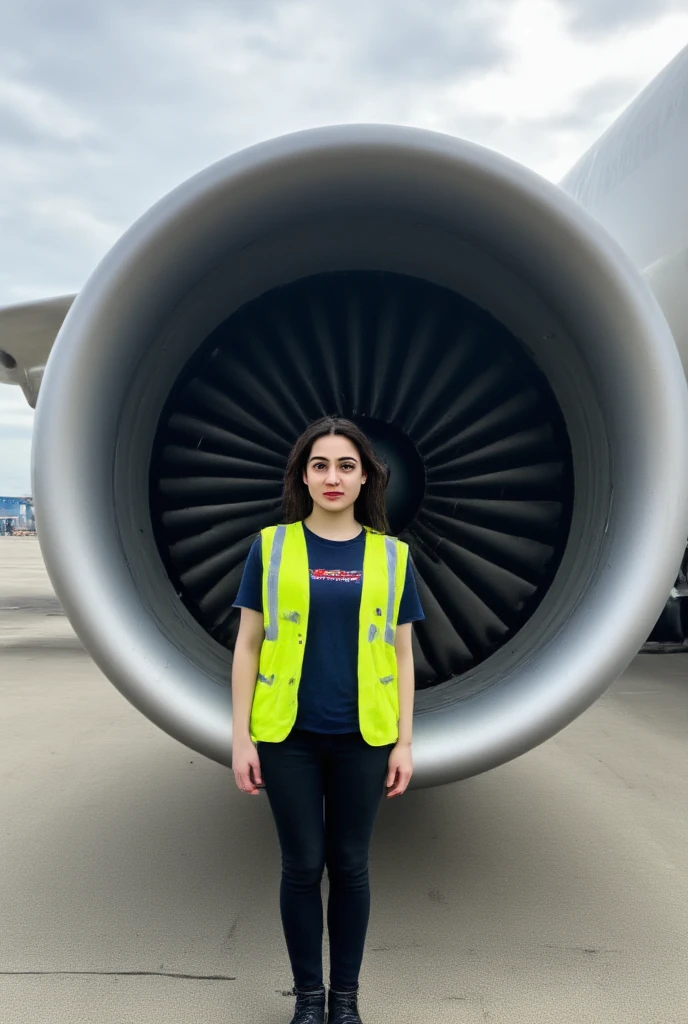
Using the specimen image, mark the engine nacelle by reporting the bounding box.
[31,125,688,787]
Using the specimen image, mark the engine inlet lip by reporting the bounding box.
[31,124,688,785]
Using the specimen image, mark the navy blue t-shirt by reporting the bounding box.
[232,522,425,734]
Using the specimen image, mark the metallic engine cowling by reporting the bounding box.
[31,125,688,788]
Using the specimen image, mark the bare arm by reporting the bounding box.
[231,607,265,794]
[231,606,264,740]
[386,622,415,798]
[394,622,415,746]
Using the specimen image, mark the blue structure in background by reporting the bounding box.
[0,496,35,534]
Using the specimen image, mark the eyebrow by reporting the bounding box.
[308,455,359,463]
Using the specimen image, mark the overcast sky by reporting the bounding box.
[1,0,687,495]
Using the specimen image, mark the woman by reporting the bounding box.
[231,415,424,1024]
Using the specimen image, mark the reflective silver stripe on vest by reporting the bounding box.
[264,524,287,641]
[384,536,398,644]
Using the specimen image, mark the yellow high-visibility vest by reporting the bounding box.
[249,520,409,746]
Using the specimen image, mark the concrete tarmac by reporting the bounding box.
[1,537,687,1024]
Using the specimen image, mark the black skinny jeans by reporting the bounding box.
[257,727,394,992]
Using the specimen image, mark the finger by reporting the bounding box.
[388,780,409,796]
[239,773,258,794]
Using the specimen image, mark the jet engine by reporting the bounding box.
[27,125,688,787]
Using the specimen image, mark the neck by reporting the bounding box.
[303,508,362,540]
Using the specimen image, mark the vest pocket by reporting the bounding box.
[378,668,399,728]
[257,639,282,687]
[369,637,398,690]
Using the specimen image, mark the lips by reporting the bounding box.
[323,492,343,497]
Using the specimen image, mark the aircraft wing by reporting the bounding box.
[0,295,75,408]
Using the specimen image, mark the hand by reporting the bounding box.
[232,736,263,795]
[386,742,413,798]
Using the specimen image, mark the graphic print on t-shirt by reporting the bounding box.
[310,568,362,583]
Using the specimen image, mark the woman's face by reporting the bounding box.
[302,434,367,513]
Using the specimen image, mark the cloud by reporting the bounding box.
[353,1,505,83]
[0,0,517,310]
[560,0,687,36]
[531,76,640,132]
[0,385,34,494]
[0,411,33,438]
[433,0,688,180]
[0,74,99,144]
[0,385,33,430]
[0,439,33,495]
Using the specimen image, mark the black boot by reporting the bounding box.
[327,985,363,1024]
[288,984,326,1024]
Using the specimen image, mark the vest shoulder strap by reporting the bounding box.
[364,527,410,558]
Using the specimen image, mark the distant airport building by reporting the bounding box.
[0,496,35,535]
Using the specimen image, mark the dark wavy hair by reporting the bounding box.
[281,416,391,534]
